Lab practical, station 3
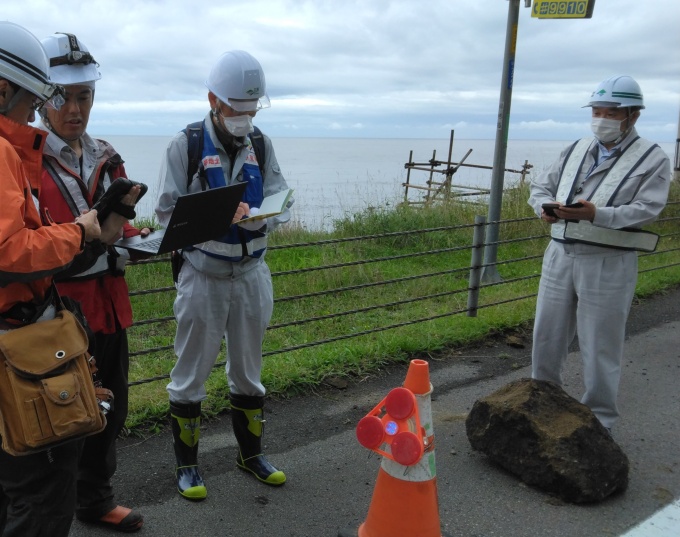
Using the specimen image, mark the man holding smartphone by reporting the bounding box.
[37,32,149,532]
[527,75,670,431]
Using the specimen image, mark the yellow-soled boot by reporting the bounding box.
[230,394,286,486]
[170,401,207,500]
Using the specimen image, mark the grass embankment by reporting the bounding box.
[124,181,680,434]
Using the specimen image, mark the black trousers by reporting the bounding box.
[0,441,80,537]
[76,329,130,519]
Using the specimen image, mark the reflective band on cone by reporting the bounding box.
[339,359,451,537]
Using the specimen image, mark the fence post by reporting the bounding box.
[519,160,532,185]
[404,150,414,204]
[467,215,487,317]
[425,149,436,205]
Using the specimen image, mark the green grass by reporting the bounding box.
[122,181,680,434]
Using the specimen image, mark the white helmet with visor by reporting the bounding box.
[205,50,270,112]
[0,21,64,111]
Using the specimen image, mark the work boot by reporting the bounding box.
[230,393,286,486]
[170,401,207,500]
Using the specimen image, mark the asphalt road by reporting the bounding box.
[70,287,680,537]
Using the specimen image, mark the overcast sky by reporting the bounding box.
[5,0,680,141]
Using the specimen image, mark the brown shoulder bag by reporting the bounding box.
[0,309,106,456]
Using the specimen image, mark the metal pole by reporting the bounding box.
[467,215,487,317]
[481,0,520,283]
[674,102,680,183]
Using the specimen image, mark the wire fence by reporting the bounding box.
[125,201,680,389]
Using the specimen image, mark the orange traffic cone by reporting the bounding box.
[339,359,451,537]
[403,358,431,394]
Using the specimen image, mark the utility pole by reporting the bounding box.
[481,0,521,283]
[675,103,680,183]
[481,0,595,282]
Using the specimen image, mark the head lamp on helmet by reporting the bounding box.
[50,48,97,68]
[50,33,99,67]
[41,32,101,87]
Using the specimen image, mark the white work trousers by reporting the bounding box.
[531,240,638,428]
[167,260,273,403]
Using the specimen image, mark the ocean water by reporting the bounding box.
[102,134,676,231]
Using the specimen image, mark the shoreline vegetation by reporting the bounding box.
[123,182,680,435]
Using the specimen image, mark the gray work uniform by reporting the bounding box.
[156,113,292,402]
[527,127,670,428]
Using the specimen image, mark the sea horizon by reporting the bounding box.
[93,134,676,231]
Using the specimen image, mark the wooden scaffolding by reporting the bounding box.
[402,130,533,207]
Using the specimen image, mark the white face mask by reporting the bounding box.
[591,117,623,143]
[221,114,254,137]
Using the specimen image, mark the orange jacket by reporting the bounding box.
[0,115,83,314]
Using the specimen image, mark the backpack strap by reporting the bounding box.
[249,126,266,176]
[184,121,267,190]
[184,121,205,190]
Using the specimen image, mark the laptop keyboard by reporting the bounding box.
[134,236,164,251]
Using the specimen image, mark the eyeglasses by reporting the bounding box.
[34,86,66,112]
[226,95,271,112]
[30,97,46,111]
[218,103,257,118]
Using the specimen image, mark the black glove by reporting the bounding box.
[91,178,147,223]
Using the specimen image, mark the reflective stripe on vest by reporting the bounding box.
[42,157,115,279]
[554,138,592,204]
[192,124,267,261]
[562,221,659,252]
[551,137,656,249]
[194,235,268,259]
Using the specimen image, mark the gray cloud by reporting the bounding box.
[5,0,679,140]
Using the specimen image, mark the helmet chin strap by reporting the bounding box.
[612,108,635,146]
[210,107,227,135]
[210,106,245,147]
[61,134,81,143]
[40,116,81,145]
[0,86,28,115]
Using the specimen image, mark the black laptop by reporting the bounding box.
[115,183,247,255]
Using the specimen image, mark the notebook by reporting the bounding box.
[239,188,294,223]
[114,182,247,255]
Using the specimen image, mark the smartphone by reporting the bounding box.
[91,179,148,223]
[542,202,583,218]
[541,203,560,218]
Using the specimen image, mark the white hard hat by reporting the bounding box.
[584,75,645,109]
[205,50,270,112]
[41,33,101,86]
[0,21,61,102]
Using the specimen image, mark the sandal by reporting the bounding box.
[78,505,144,533]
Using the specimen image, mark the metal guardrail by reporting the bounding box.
[125,208,680,388]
